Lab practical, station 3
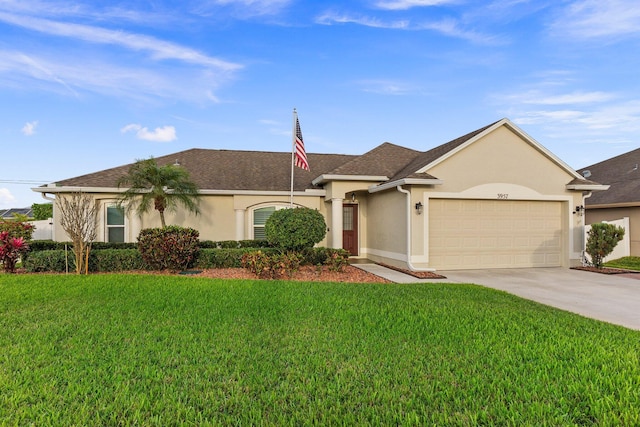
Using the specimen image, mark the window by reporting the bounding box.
[252,205,292,240]
[106,205,125,243]
[253,206,276,240]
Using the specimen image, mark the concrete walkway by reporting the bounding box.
[354,264,640,331]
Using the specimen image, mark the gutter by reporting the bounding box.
[396,185,436,273]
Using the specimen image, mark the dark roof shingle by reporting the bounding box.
[578,148,640,205]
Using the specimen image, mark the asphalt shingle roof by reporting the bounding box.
[50,119,590,194]
[578,148,640,206]
[54,149,357,192]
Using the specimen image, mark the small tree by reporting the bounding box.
[116,157,201,228]
[264,207,326,251]
[32,203,53,220]
[586,222,625,269]
[57,192,99,274]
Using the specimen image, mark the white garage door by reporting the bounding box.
[429,199,563,270]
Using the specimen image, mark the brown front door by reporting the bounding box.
[342,204,358,256]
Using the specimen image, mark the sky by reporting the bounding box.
[1,0,640,209]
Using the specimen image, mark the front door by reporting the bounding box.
[342,204,358,256]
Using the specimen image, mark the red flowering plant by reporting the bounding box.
[0,231,30,273]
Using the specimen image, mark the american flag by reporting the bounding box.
[294,115,310,171]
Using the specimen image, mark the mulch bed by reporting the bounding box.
[571,266,640,275]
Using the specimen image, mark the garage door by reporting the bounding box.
[429,199,563,270]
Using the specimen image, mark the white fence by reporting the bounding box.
[585,217,630,263]
[29,219,53,241]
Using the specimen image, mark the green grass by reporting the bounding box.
[1,274,639,425]
[605,256,640,271]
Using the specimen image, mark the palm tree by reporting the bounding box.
[116,158,201,228]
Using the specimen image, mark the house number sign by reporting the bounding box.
[497,193,509,199]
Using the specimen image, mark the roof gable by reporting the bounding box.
[413,118,583,180]
[324,142,422,178]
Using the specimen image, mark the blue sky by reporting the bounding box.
[1,0,640,209]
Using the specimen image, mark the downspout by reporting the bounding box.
[581,191,593,266]
[396,185,436,272]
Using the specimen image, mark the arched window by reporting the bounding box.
[252,205,289,240]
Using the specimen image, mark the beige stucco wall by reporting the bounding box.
[427,127,576,195]
[364,189,408,269]
[411,126,586,269]
[586,207,640,256]
[52,192,329,245]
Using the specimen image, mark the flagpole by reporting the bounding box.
[290,108,297,207]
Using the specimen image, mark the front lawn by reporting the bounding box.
[1,274,639,425]
[605,256,640,271]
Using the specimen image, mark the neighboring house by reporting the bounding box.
[578,148,640,256]
[0,207,32,219]
[32,118,606,271]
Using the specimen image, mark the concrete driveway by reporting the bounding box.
[438,268,640,331]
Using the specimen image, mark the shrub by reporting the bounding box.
[28,240,66,252]
[324,249,350,272]
[586,222,625,269]
[137,226,200,271]
[91,249,147,272]
[199,240,271,249]
[24,250,69,273]
[264,207,326,251]
[241,250,302,279]
[24,249,147,273]
[0,219,34,241]
[0,231,30,273]
[195,248,279,269]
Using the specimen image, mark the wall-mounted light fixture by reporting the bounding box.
[351,192,356,203]
[415,202,423,215]
[573,205,585,216]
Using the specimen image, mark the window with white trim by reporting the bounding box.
[252,205,289,240]
[106,205,125,243]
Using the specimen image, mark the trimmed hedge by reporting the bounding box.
[195,248,280,269]
[24,249,147,273]
[90,249,147,272]
[29,240,268,251]
[198,240,272,249]
[24,250,72,273]
[23,247,349,273]
[28,241,139,252]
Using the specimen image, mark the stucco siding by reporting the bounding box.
[365,189,407,268]
[428,127,575,195]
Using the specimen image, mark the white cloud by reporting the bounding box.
[374,0,456,10]
[316,11,500,44]
[193,0,292,17]
[0,12,242,72]
[503,90,615,106]
[316,12,409,29]
[417,18,503,44]
[551,0,640,39]
[121,124,177,142]
[21,120,38,136]
[0,50,230,102]
[356,79,416,95]
[0,188,16,208]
